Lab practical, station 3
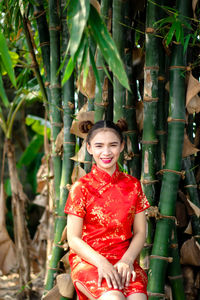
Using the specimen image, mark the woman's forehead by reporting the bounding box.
[90,128,121,142]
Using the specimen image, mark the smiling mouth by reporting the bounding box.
[101,158,113,164]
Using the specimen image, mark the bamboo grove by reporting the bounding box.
[0,0,200,300]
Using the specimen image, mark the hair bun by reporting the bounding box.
[116,118,128,132]
[79,120,94,134]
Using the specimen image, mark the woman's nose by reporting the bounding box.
[103,147,111,154]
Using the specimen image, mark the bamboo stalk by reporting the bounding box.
[112,0,127,123]
[147,1,192,298]
[94,0,112,122]
[168,223,186,300]
[183,156,200,245]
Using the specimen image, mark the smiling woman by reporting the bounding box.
[64,120,150,300]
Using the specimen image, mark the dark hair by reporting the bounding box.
[79,119,128,144]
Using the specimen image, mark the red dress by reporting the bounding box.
[64,164,150,300]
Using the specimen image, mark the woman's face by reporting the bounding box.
[87,129,124,175]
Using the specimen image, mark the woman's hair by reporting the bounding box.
[79,119,128,144]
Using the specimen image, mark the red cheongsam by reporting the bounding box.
[64,164,150,300]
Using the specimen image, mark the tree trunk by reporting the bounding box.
[6,139,31,300]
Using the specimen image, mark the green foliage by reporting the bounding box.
[155,7,193,52]
[17,134,44,168]
[26,114,51,138]
[63,2,130,91]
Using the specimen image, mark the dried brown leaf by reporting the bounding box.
[71,165,86,183]
[184,220,193,235]
[90,0,101,13]
[70,103,95,139]
[186,73,200,114]
[57,273,75,298]
[182,131,199,158]
[187,199,200,218]
[180,237,200,266]
[192,0,198,19]
[42,285,61,300]
[55,128,64,156]
[0,227,16,274]
[76,66,96,99]
[60,252,70,271]
[136,101,143,132]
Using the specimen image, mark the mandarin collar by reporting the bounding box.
[90,163,121,184]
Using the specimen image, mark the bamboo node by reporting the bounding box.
[146,206,159,218]
[145,27,155,34]
[157,213,178,225]
[125,130,138,134]
[170,243,178,249]
[169,65,186,70]
[143,96,159,102]
[50,83,61,89]
[51,122,63,127]
[156,130,167,135]
[147,292,166,298]
[124,105,136,109]
[150,255,173,263]
[194,235,200,239]
[141,140,158,145]
[49,26,61,31]
[144,242,153,248]
[167,117,186,123]
[184,184,197,188]
[141,179,159,185]
[168,274,183,280]
[157,169,185,179]
[40,41,50,47]
[34,10,46,19]
[63,141,76,145]
[144,66,159,70]
[94,102,109,107]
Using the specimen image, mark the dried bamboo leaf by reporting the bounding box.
[192,0,198,19]
[57,273,75,298]
[71,165,86,183]
[60,252,70,271]
[182,131,200,158]
[176,201,188,228]
[195,271,200,289]
[136,101,143,132]
[42,285,61,300]
[60,225,67,243]
[186,73,200,114]
[90,0,101,13]
[70,103,94,139]
[55,128,64,156]
[76,66,96,99]
[187,198,200,218]
[184,220,192,235]
[165,81,170,92]
[70,140,87,163]
[180,237,200,266]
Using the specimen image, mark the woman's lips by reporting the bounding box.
[101,158,112,164]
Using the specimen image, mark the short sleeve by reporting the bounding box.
[135,181,150,214]
[64,181,87,218]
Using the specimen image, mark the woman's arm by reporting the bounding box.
[114,211,147,287]
[67,214,122,289]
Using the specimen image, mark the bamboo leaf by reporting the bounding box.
[89,47,101,94]
[26,115,51,138]
[175,21,181,42]
[0,31,16,87]
[0,72,9,107]
[17,134,44,168]
[88,5,130,91]
[166,22,176,46]
[184,34,191,54]
[67,0,90,57]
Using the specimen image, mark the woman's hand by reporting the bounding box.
[114,261,136,288]
[98,258,122,290]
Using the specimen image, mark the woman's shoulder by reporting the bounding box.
[120,171,141,185]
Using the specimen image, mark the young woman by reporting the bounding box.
[64,120,150,300]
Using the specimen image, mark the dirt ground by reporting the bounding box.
[0,272,44,300]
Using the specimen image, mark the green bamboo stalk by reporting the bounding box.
[168,224,186,300]
[84,99,94,174]
[140,0,159,271]
[34,0,51,109]
[183,156,200,245]
[124,1,140,179]
[112,0,127,123]
[94,0,112,122]
[49,0,62,212]
[44,0,62,292]
[147,1,192,298]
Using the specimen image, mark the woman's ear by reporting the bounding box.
[86,143,92,155]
